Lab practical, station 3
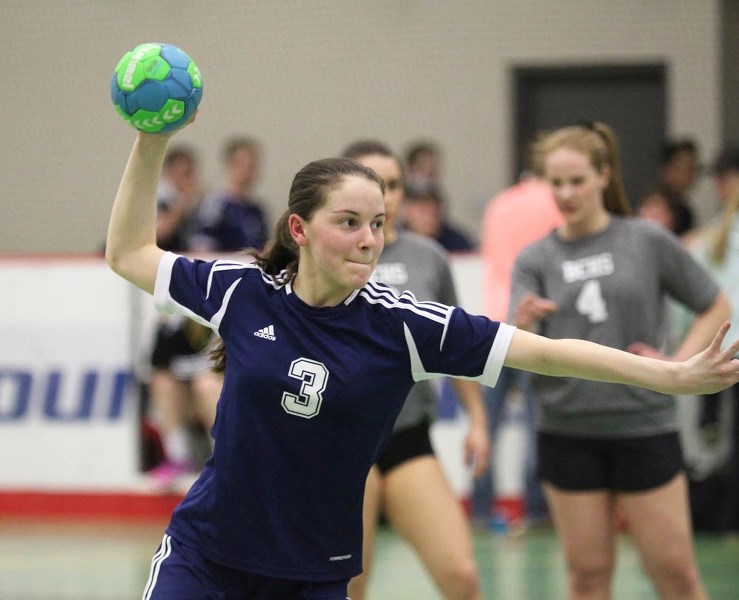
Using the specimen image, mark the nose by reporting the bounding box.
[556,183,574,201]
[358,224,379,251]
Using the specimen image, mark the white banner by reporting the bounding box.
[0,259,139,489]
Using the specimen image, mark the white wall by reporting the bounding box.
[0,1,722,253]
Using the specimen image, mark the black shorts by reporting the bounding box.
[537,430,684,493]
[376,420,435,474]
[151,320,214,380]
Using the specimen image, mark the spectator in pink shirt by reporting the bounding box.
[472,169,562,527]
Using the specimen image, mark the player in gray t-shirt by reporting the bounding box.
[343,140,488,600]
[509,122,730,600]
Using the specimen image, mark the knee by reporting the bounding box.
[568,557,612,596]
[647,553,703,596]
[438,556,480,600]
[347,575,367,600]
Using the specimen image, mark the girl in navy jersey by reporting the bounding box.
[342,140,487,600]
[509,122,731,600]
[106,126,739,600]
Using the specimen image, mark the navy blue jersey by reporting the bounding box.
[192,193,269,251]
[153,252,514,581]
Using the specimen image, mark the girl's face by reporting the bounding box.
[293,175,385,305]
[355,154,404,235]
[544,147,609,236]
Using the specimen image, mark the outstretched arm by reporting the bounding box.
[504,322,739,396]
[106,132,170,294]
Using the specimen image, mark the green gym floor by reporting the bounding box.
[1,518,737,599]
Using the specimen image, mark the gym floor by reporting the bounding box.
[1,518,738,599]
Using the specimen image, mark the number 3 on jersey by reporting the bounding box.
[575,279,608,323]
[281,358,329,418]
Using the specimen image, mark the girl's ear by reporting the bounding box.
[599,164,612,190]
[288,214,309,247]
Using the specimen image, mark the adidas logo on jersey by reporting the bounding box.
[254,325,276,341]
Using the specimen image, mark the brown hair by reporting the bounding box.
[536,121,632,216]
[222,136,261,163]
[210,157,385,373]
[163,145,196,169]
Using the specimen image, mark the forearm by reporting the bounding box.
[106,133,168,293]
[450,378,487,430]
[504,328,678,394]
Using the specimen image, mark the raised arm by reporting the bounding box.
[105,132,170,294]
[504,323,739,396]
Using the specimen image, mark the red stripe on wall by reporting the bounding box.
[0,491,184,520]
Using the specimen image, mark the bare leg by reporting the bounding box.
[347,466,383,600]
[384,456,481,600]
[619,474,706,600]
[543,482,617,600]
[148,369,192,465]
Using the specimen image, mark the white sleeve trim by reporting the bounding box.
[403,321,516,387]
[479,323,516,388]
[154,252,179,314]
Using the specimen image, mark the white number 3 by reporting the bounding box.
[575,279,608,323]
[281,358,329,419]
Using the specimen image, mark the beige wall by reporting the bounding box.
[0,0,721,253]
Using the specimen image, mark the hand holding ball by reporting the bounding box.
[111,43,202,133]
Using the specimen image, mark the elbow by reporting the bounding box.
[705,291,732,324]
[105,243,126,277]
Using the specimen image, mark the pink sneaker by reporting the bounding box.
[148,460,194,492]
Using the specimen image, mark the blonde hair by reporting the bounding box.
[536,121,632,216]
[708,185,739,264]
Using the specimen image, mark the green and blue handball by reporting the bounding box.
[111,43,202,133]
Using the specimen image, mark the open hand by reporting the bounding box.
[675,322,739,395]
[514,292,558,330]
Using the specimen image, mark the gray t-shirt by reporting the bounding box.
[372,230,458,431]
[510,216,719,437]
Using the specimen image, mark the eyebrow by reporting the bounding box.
[332,209,386,218]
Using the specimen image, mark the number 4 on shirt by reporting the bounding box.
[576,279,608,323]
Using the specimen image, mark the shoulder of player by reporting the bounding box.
[357,280,454,323]
[618,215,682,247]
[397,230,449,258]
[200,257,290,291]
[515,229,558,262]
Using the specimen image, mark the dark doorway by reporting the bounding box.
[514,64,666,207]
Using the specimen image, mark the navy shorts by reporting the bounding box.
[376,420,435,474]
[143,534,350,600]
[537,431,684,492]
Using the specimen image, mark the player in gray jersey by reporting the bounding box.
[510,122,731,600]
[343,141,488,600]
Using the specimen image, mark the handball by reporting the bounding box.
[110,43,202,133]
